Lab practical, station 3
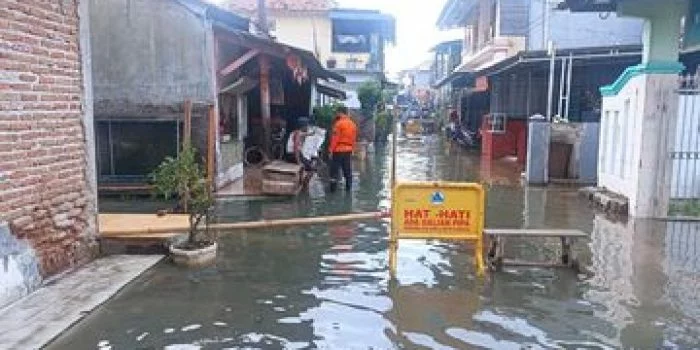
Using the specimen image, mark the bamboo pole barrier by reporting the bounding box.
[102,211,390,236]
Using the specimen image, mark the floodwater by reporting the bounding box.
[50,135,700,349]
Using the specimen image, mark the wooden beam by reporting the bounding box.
[220,49,259,77]
[259,54,271,155]
[207,105,216,189]
[484,228,587,238]
[100,211,390,236]
[183,99,192,148]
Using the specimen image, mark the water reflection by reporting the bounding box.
[49,136,700,349]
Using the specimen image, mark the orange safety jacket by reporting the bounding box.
[329,114,358,153]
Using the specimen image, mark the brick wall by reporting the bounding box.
[0,0,98,276]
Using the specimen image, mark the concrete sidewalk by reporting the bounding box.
[0,255,163,349]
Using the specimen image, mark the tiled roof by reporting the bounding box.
[228,0,336,14]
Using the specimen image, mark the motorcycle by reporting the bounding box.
[450,124,479,148]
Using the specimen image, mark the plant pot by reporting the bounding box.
[169,241,217,267]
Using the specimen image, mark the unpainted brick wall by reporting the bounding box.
[0,0,98,276]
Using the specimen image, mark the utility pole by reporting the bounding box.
[257,0,268,36]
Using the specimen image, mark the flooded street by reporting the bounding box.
[50,136,700,349]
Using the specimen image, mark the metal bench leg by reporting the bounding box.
[561,237,571,266]
[487,236,504,271]
[389,240,398,279]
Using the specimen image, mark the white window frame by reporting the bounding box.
[488,114,507,134]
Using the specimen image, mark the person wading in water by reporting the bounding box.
[328,106,358,192]
[286,117,315,171]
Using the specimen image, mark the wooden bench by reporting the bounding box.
[484,229,588,272]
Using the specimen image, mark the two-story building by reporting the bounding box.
[431,39,464,119]
[228,0,395,105]
[436,0,644,165]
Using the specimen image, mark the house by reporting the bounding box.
[90,0,344,191]
[1,0,98,308]
[435,0,644,166]
[399,60,435,109]
[431,39,464,115]
[228,0,396,102]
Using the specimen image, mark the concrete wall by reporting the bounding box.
[1,0,99,307]
[0,223,41,309]
[499,0,530,37]
[90,0,216,120]
[526,121,599,185]
[528,0,643,51]
[271,13,333,66]
[599,75,644,210]
[550,122,599,183]
[271,13,375,71]
[526,120,550,184]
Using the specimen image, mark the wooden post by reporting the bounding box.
[391,107,398,189]
[183,99,192,148]
[259,55,271,156]
[207,105,216,189]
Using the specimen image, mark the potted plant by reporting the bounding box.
[151,146,216,267]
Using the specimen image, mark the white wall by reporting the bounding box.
[598,74,646,208]
[271,14,332,65]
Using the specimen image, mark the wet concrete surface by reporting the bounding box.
[50,135,700,349]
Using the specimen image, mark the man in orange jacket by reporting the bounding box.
[329,106,358,192]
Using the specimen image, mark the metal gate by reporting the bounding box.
[670,73,700,214]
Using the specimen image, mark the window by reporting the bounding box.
[489,114,507,134]
[346,56,362,69]
[97,120,179,180]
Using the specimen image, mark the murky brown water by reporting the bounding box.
[49,135,700,349]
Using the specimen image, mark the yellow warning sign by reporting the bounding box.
[392,182,484,239]
[390,181,485,275]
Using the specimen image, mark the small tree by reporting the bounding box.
[357,80,382,117]
[151,146,213,246]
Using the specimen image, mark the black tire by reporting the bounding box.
[244,147,265,166]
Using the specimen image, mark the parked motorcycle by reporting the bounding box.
[449,124,479,148]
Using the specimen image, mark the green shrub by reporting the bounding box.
[375,110,393,141]
[312,102,345,158]
[357,80,382,117]
[151,146,213,244]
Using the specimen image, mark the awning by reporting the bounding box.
[436,0,478,29]
[433,71,473,89]
[220,76,258,94]
[316,82,347,100]
[214,25,346,83]
[430,39,463,53]
[476,45,643,78]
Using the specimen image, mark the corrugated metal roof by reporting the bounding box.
[436,0,479,29]
[228,0,336,14]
